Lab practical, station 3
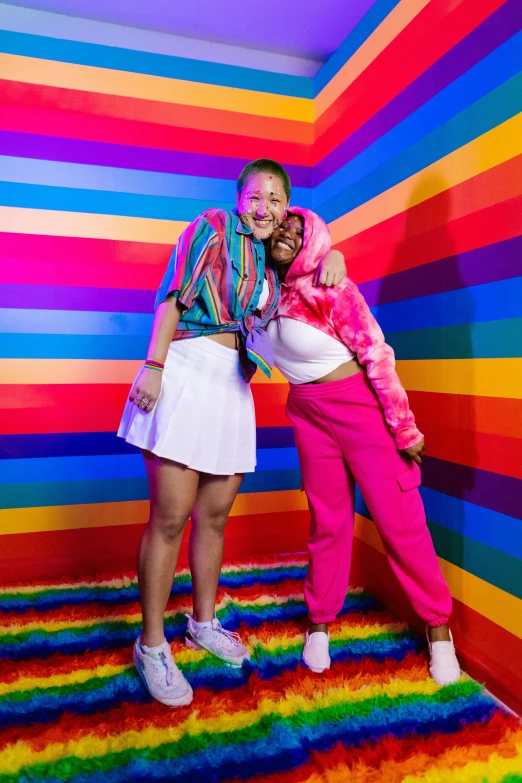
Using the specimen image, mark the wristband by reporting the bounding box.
[144,359,165,373]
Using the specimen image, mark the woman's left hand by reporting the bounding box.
[400,439,425,465]
[315,249,347,286]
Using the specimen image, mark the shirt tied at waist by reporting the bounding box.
[238,315,274,383]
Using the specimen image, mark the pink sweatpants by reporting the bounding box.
[286,371,452,626]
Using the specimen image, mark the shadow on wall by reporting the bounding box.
[375,174,479,636]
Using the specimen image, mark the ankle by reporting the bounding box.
[309,623,329,635]
[428,624,451,643]
[192,611,215,624]
[141,630,166,648]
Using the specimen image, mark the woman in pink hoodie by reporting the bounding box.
[266,207,460,686]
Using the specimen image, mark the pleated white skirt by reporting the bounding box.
[117,337,256,475]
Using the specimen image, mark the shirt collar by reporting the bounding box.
[233,210,253,236]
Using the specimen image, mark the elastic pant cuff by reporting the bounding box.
[309,614,338,624]
[426,618,450,628]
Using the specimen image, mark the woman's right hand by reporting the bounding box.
[400,439,425,465]
[129,368,163,413]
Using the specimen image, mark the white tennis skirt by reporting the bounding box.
[117,336,256,475]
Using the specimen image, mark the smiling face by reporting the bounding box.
[269,213,304,267]
[236,172,288,240]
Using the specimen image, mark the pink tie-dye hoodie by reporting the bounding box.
[276,206,423,451]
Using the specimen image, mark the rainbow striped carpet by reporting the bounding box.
[1,556,521,783]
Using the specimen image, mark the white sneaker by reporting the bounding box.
[426,627,461,686]
[302,630,331,673]
[133,635,193,707]
[185,614,250,667]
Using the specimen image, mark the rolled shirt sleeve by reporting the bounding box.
[154,215,220,311]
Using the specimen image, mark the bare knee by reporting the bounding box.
[196,510,229,537]
[148,511,189,544]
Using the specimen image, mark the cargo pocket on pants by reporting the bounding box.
[396,462,424,533]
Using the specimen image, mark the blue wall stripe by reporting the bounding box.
[0,310,154,336]
[0,429,296,460]
[0,30,313,98]
[0,334,151,359]
[5,316,521,359]
[387,318,522,360]
[317,71,522,222]
[421,487,522,561]
[0,157,313,206]
[0,288,157,315]
[354,486,522,562]
[0,181,232,222]
[0,468,302,509]
[428,520,522,601]
[314,0,401,94]
[0,449,301,484]
[314,33,522,206]
[0,181,313,220]
[372,278,522,332]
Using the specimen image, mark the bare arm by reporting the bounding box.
[129,297,182,411]
[315,249,346,286]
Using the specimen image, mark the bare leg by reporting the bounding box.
[309,623,329,634]
[189,472,244,622]
[138,451,200,647]
[429,624,451,642]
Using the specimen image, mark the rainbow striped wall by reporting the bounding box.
[315,0,522,712]
[0,0,315,585]
[0,0,521,710]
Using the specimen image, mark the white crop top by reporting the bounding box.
[256,279,270,311]
[267,317,355,384]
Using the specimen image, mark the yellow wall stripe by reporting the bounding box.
[315,0,430,117]
[2,358,519,398]
[0,53,314,122]
[0,207,187,244]
[329,112,522,244]
[354,514,522,639]
[396,358,522,399]
[0,359,288,385]
[0,491,309,535]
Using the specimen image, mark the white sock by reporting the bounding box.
[140,638,167,654]
[191,618,214,631]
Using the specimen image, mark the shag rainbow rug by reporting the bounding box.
[1,555,521,783]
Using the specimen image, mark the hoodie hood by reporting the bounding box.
[282,206,331,281]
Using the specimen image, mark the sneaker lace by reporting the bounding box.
[213,624,243,649]
[157,651,174,686]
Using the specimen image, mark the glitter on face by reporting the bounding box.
[236,172,288,240]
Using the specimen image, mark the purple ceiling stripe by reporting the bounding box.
[0,284,156,313]
[422,456,522,521]
[314,0,520,184]
[358,236,522,308]
[0,131,313,188]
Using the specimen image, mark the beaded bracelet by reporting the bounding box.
[144,359,165,373]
